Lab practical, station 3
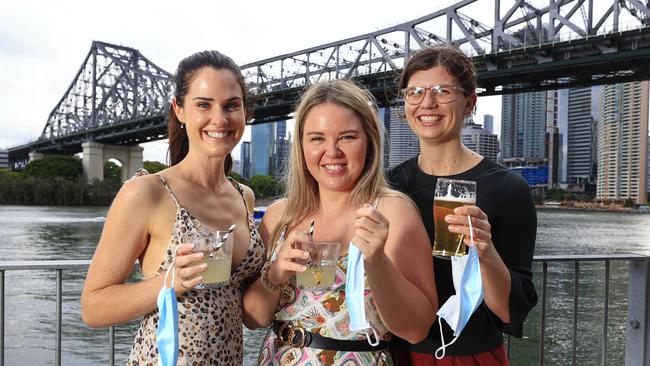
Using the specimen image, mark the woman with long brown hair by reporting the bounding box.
[81,50,265,365]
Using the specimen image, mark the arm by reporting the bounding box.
[447,174,537,331]
[355,197,438,343]
[80,177,204,328]
[243,200,309,329]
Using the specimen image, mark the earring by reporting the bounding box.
[179,122,185,129]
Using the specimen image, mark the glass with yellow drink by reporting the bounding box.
[185,227,234,289]
[294,241,341,291]
[433,178,476,257]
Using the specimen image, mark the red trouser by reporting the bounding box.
[392,344,509,366]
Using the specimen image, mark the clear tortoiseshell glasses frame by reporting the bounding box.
[401,84,467,105]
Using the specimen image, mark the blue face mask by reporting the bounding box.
[345,241,380,346]
[157,257,179,366]
[435,216,483,359]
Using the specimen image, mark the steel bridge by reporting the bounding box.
[8,0,650,169]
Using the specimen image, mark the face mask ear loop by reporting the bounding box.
[435,316,460,359]
[163,245,181,290]
[364,327,381,347]
[468,215,474,248]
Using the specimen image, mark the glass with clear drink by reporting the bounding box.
[433,178,477,257]
[185,227,234,288]
[294,241,341,291]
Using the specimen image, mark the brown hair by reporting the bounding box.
[399,45,477,95]
[166,50,249,171]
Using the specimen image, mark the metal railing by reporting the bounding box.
[1,254,649,366]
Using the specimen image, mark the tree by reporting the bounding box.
[23,155,82,180]
[144,160,168,174]
[248,175,279,199]
[104,161,122,182]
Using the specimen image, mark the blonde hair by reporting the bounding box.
[267,79,407,256]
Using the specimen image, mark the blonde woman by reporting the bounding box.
[243,80,438,365]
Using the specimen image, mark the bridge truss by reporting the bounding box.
[8,0,650,167]
[241,0,650,123]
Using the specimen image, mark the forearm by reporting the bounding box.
[480,250,512,323]
[81,275,163,328]
[365,255,435,343]
[242,279,282,329]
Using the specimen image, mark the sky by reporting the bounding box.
[0,0,504,163]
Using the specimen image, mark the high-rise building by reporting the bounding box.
[386,105,419,168]
[566,87,597,186]
[240,141,251,179]
[500,91,548,161]
[596,81,649,204]
[461,122,499,162]
[483,114,494,134]
[251,123,273,176]
[647,135,650,201]
[0,149,8,169]
[270,126,291,178]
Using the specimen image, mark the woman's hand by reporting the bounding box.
[352,203,390,264]
[267,231,311,286]
[446,205,495,259]
[172,243,207,294]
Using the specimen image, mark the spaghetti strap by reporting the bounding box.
[227,176,252,224]
[156,175,182,210]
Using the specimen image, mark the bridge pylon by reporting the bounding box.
[81,141,143,182]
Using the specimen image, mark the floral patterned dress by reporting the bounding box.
[258,252,393,366]
[127,175,265,365]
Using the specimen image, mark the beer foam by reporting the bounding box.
[436,193,476,203]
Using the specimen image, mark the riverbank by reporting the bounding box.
[535,201,641,213]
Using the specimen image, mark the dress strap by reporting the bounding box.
[227,176,252,225]
[157,175,182,210]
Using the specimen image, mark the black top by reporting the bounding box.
[388,156,538,356]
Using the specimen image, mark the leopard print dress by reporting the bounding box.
[127,175,265,365]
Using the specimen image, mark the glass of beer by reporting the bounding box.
[294,241,340,291]
[185,227,234,289]
[433,178,477,257]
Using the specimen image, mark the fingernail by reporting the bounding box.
[303,251,310,258]
[445,215,453,222]
[453,207,462,214]
[202,263,208,269]
[195,252,204,259]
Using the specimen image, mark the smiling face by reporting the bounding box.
[404,65,474,144]
[173,67,245,159]
[301,103,368,194]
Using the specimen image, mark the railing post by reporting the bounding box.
[55,269,62,366]
[1,270,4,366]
[625,258,650,366]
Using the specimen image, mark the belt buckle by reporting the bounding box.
[275,322,290,347]
[288,326,307,348]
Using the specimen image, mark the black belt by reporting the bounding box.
[272,321,388,352]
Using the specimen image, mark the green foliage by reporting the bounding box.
[248,175,279,199]
[23,155,82,180]
[143,160,168,174]
[545,188,565,201]
[104,161,122,182]
[0,170,120,206]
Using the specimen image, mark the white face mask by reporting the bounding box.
[345,241,381,346]
[435,216,484,359]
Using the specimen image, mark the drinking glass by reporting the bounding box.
[185,227,234,288]
[294,241,341,291]
[433,178,477,257]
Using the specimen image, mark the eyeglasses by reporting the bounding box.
[401,85,466,105]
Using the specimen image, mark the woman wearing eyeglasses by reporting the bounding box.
[387,45,537,365]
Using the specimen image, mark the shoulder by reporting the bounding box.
[238,183,256,212]
[386,156,417,188]
[477,160,529,193]
[118,173,165,203]
[263,198,287,223]
[377,194,419,224]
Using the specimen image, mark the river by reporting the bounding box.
[0,205,649,365]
